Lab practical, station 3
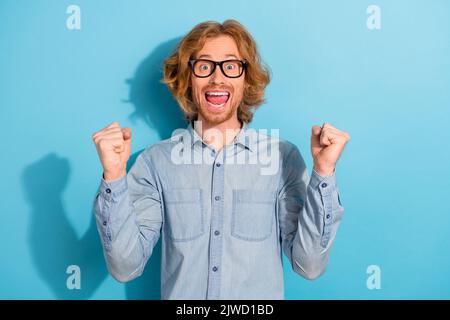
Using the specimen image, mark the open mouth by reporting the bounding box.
[204,90,230,109]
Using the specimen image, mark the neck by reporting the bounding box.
[194,115,242,153]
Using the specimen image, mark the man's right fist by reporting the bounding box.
[92,122,132,182]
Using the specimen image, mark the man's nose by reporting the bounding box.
[209,65,226,84]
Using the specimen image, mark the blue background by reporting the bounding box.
[1,0,449,299]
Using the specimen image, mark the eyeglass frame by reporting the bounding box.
[188,58,247,78]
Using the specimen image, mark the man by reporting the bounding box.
[92,20,350,299]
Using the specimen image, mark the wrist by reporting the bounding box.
[103,169,126,182]
[313,163,335,177]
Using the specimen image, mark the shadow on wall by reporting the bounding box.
[125,37,185,140]
[22,37,186,299]
[22,153,107,299]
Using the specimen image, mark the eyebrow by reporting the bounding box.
[197,54,240,59]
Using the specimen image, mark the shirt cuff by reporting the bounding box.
[309,168,337,196]
[309,169,343,248]
[98,174,128,201]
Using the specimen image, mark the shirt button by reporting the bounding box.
[215,196,221,201]
[321,183,327,188]
[103,221,107,226]
[214,230,220,236]
[326,214,331,219]
[216,163,221,167]
[105,188,111,193]
[212,266,218,272]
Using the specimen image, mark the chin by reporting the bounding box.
[198,105,234,126]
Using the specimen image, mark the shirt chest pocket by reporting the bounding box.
[163,188,204,242]
[231,189,276,241]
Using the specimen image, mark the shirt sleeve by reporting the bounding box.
[277,144,344,280]
[93,152,162,283]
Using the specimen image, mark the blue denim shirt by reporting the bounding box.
[93,122,345,299]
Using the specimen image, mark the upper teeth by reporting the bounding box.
[206,92,229,96]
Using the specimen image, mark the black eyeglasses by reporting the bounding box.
[188,59,247,78]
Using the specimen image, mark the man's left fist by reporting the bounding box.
[310,122,350,176]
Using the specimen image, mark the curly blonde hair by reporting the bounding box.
[163,20,270,123]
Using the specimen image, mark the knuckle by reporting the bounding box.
[113,138,124,145]
[98,139,108,148]
[109,128,121,136]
